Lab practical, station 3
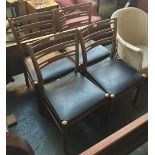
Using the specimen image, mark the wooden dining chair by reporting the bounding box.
[8,9,58,87]
[79,18,145,104]
[26,29,109,154]
[56,2,92,32]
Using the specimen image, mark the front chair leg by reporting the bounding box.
[34,82,47,116]
[132,74,147,105]
[62,127,70,155]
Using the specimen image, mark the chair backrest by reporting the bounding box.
[111,7,148,45]
[8,9,57,57]
[27,29,79,88]
[79,18,117,68]
[56,2,92,31]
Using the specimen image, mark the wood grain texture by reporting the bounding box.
[80,113,148,155]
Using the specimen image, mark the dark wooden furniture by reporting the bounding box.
[27,29,109,154]
[79,18,145,104]
[56,2,92,32]
[55,0,101,23]
[8,9,57,86]
[6,114,35,155]
[6,132,35,155]
[80,113,148,155]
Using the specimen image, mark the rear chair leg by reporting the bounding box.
[132,87,140,105]
[132,74,147,105]
[24,70,30,87]
[62,128,70,155]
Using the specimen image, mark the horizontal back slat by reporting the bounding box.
[13,10,55,23]
[63,20,89,31]
[16,20,55,32]
[19,28,55,41]
[80,18,116,50]
[34,40,76,59]
[63,11,90,20]
[8,9,57,45]
[60,2,91,11]
[38,50,76,69]
[84,28,114,42]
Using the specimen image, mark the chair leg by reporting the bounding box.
[34,83,48,116]
[132,87,140,105]
[62,128,69,155]
[132,74,147,105]
[24,70,30,87]
[95,100,111,129]
[38,96,48,116]
[103,101,111,128]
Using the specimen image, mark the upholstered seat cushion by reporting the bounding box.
[79,45,110,65]
[43,72,106,121]
[25,57,75,83]
[66,41,110,65]
[87,58,143,95]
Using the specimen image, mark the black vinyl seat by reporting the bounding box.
[25,57,75,83]
[67,40,110,66]
[43,72,107,121]
[79,44,110,65]
[87,58,143,95]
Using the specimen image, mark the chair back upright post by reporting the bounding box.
[79,18,117,70]
[56,2,92,32]
[18,0,28,16]
[27,29,80,89]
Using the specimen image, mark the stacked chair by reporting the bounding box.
[27,29,109,154]
[8,2,146,154]
[8,2,95,87]
[8,9,57,87]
